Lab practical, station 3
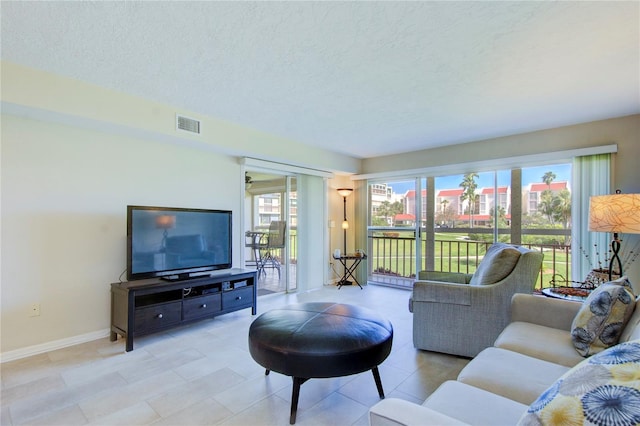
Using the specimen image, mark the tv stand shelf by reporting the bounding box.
[110,268,257,351]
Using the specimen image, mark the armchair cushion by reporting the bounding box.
[469,243,522,285]
[518,339,640,425]
[571,279,636,357]
[418,270,472,284]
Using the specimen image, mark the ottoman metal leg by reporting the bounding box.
[372,366,385,398]
[290,377,309,424]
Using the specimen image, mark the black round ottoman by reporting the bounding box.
[248,302,393,424]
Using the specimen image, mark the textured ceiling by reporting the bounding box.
[2,1,638,158]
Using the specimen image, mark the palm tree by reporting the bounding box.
[542,171,556,189]
[539,190,556,224]
[441,199,449,214]
[540,171,557,224]
[459,173,479,227]
[438,199,449,226]
[554,189,572,243]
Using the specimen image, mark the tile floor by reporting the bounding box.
[1,283,470,426]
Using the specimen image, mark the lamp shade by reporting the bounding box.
[156,215,176,229]
[337,188,353,197]
[589,194,640,234]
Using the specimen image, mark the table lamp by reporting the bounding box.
[588,191,640,280]
[156,214,176,248]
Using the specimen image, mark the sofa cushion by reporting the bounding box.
[571,279,636,357]
[518,339,640,426]
[370,397,469,426]
[469,243,521,285]
[494,321,585,367]
[457,347,570,405]
[424,380,527,426]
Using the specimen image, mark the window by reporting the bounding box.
[367,163,573,289]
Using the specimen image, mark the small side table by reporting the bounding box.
[337,254,367,289]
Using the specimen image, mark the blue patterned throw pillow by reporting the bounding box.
[518,340,640,425]
[571,279,636,357]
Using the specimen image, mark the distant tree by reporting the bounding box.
[554,189,572,240]
[376,200,404,226]
[542,171,556,189]
[539,171,557,224]
[436,200,456,227]
[371,216,388,226]
[435,200,456,226]
[389,201,405,225]
[440,199,449,215]
[376,201,393,226]
[490,206,508,228]
[459,173,479,227]
[539,190,556,224]
[537,172,572,234]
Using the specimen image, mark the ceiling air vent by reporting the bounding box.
[176,115,201,135]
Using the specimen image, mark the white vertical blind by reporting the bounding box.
[572,154,611,282]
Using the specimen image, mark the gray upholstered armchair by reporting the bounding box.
[410,243,543,357]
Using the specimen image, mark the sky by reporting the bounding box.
[387,164,571,194]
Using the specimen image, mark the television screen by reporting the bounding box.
[127,206,232,281]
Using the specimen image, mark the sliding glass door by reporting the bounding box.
[365,162,575,290]
[367,178,422,288]
[244,172,296,294]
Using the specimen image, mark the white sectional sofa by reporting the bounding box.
[370,283,640,425]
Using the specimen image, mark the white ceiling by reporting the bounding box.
[2,1,638,159]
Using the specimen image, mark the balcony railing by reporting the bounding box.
[369,228,571,290]
[247,226,571,291]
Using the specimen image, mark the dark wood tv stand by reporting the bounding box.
[110,268,257,351]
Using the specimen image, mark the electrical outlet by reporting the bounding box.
[30,303,40,317]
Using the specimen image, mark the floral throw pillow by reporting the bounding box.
[571,280,636,357]
[518,339,640,426]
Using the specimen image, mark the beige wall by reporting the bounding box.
[0,115,240,353]
[362,115,640,195]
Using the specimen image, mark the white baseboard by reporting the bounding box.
[1,329,111,363]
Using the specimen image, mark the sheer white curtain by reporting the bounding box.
[572,154,611,282]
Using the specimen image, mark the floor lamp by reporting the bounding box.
[337,188,353,255]
[589,191,640,281]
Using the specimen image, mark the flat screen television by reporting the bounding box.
[127,205,232,281]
